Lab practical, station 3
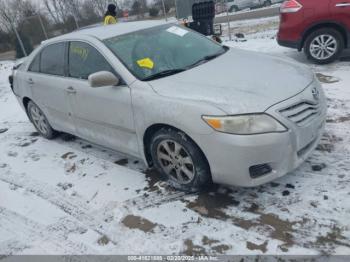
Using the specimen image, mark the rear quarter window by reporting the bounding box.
[28,54,40,73]
[40,42,66,76]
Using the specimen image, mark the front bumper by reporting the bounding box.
[195,81,327,187]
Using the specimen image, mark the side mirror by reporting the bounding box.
[88,71,120,88]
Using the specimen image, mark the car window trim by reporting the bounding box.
[25,39,127,86]
[64,41,69,77]
[67,40,126,86]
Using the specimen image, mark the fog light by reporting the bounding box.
[249,164,272,179]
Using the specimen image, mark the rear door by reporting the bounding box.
[64,41,139,156]
[27,42,75,133]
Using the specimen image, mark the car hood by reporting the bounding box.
[148,49,314,114]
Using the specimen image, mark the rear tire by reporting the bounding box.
[27,101,57,139]
[150,128,212,192]
[304,28,344,64]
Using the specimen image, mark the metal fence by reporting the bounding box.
[176,0,281,39]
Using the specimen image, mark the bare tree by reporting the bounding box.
[66,0,83,20]
[0,0,39,56]
[43,0,67,24]
[80,0,100,24]
[0,0,41,32]
[43,0,81,24]
[87,0,120,17]
[0,0,23,32]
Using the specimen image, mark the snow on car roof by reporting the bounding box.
[42,20,169,44]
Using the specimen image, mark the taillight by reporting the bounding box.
[280,0,303,13]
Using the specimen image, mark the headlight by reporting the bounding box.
[202,114,288,135]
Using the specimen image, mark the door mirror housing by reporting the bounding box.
[88,71,120,88]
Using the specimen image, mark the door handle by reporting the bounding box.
[66,86,77,94]
[27,78,34,85]
[336,2,350,7]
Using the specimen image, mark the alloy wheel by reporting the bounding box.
[309,34,338,60]
[156,139,195,184]
[29,104,50,136]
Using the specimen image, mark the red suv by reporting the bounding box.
[277,0,350,64]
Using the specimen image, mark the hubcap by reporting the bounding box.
[30,105,49,136]
[156,140,195,184]
[310,34,337,60]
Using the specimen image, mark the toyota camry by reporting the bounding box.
[11,21,327,192]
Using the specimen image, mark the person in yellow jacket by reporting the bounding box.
[104,4,118,25]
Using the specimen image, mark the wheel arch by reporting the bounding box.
[22,97,32,116]
[142,123,211,172]
[301,22,348,50]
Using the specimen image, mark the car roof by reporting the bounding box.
[43,20,169,44]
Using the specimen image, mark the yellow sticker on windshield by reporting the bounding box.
[137,58,154,69]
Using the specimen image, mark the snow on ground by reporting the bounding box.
[1,17,350,256]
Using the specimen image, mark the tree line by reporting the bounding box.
[0,0,176,55]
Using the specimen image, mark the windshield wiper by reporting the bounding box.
[142,68,186,81]
[188,47,229,69]
[189,53,222,67]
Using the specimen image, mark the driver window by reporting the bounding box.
[68,41,121,82]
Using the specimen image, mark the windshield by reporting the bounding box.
[103,24,226,81]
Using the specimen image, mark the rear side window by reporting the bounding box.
[28,54,40,73]
[68,41,114,80]
[40,42,66,76]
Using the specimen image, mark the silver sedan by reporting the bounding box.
[12,21,327,192]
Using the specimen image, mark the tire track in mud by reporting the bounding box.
[0,207,95,254]
[0,166,197,253]
[1,126,197,211]
[120,190,197,211]
[0,170,121,246]
[0,178,198,255]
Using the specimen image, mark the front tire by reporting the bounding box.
[304,28,344,64]
[27,101,57,139]
[150,128,212,192]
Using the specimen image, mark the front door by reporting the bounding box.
[65,41,139,156]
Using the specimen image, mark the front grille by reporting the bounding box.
[279,101,321,127]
